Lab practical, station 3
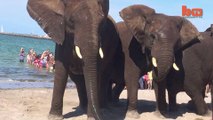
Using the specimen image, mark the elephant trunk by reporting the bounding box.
[83,53,101,120]
[71,1,107,119]
[75,22,102,120]
[152,47,174,82]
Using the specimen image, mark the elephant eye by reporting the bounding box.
[150,33,158,40]
[150,34,156,39]
[149,33,158,45]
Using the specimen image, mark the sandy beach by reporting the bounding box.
[0,88,211,120]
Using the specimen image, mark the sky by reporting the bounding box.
[0,0,212,35]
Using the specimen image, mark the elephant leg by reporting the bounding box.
[167,77,178,112]
[111,64,125,103]
[185,90,208,115]
[153,79,167,115]
[202,86,206,98]
[70,73,87,110]
[111,52,125,103]
[112,80,125,103]
[49,60,68,119]
[99,72,111,108]
[168,90,177,111]
[184,79,208,115]
[124,59,141,119]
[107,80,113,103]
[187,92,207,115]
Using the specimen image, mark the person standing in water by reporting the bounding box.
[19,47,25,62]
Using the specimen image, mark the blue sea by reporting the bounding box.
[0,34,74,89]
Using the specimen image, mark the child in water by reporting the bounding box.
[19,47,25,62]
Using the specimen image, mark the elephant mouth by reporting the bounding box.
[75,46,104,59]
[151,57,180,71]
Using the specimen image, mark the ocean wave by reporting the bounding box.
[0,81,76,89]
[0,78,14,82]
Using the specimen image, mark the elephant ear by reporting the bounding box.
[27,0,65,45]
[99,0,109,17]
[100,15,121,52]
[119,5,155,42]
[179,17,201,46]
[205,24,213,36]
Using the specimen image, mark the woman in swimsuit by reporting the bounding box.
[19,47,25,62]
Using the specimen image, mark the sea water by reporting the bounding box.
[0,34,74,89]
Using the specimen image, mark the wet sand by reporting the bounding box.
[0,88,212,120]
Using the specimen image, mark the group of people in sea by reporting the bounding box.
[19,47,55,71]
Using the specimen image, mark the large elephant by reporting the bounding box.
[116,21,152,118]
[163,27,213,115]
[27,0,124,120]
[119,5,202,116]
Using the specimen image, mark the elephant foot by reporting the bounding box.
[48,114,63,120]
[71,105,87,115]
[78,105,87,113]
[187,100,208,115]
[125,110,140,119]
[196,106,208,115]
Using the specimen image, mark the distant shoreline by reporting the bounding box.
[0,32,52,40]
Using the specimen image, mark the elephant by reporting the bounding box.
[27,0,125,120]
[161,27,213,115]
[116,21,152,118]
[119,4,203,117]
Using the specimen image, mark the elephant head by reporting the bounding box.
[27,0,109,119]
[120,5,201,82]
[205,24,213,36]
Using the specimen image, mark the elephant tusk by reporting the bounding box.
[152,57,157,67]
[173,63,179,71]
[99,47,104,59]
[75,46,83,59]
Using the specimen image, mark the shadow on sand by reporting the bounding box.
[63,99,212,120]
